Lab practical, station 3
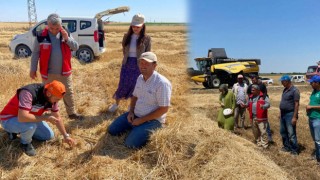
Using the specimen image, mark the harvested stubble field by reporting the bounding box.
[0,22,309,179]
[190,82,320,179]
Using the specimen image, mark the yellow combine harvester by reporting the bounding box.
[189,48,261,88]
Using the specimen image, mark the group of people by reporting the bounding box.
[218,74,320,165]
[0,13,172,156]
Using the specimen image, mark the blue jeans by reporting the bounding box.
[266,121,273,141]
[1,117,54,144]
[108,112,162,148]
[280,112,298,153]
[309,118,320,160]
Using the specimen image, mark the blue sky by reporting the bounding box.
[0,0,187,23]
[188,0,320,73]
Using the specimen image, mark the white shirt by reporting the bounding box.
[129,34,138,57]
[133,71,172,123]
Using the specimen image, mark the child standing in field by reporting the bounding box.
[108,13,152,112]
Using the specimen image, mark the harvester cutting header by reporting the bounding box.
[189,48,261,88]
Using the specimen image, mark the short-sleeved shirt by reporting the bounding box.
[308,90,320,119]
[19,90,59,112]
[232,83,248,104]
[279,85,300,112]
[132,71,172,123]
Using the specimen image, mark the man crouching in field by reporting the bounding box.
[108,52,172,148]
[248,85,270,149]
[0,80,76,156]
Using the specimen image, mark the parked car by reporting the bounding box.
[261,77,273,85]
[9,6,129,63]
[291,75,305,83]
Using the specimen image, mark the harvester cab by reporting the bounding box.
[190,48,261,88]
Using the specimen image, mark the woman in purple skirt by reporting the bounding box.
[108,13,152,112]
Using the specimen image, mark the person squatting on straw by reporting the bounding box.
[0,80,76,156]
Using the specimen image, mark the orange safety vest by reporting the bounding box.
[248,92,268,122]
[37,27,72,80]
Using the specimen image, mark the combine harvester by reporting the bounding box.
[188,48,261,88]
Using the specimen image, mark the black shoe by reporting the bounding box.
[7,132,18,140]
[68,113,84,120]
[268,140,275,145]
[281,147,291,153]
[311,149,316,160]
[291,151,299,156]
[20,143,36,156]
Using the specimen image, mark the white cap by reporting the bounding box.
[238,74,244,78]
[139,52,157,63]
[131,13,145,27]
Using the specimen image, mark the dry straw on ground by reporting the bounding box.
[0,22,296,179]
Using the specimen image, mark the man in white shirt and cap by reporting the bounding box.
[108,52,172,148]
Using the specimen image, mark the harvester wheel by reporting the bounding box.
[212,76,221,88]
[243,76,252,86]
[202,82,210,88]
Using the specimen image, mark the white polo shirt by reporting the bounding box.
[133,71,172,123]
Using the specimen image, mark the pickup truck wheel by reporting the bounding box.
[15,45,31,58]
[77,47,94,63]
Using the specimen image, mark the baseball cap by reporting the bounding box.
[131,13,144,27]
[279,75,291,82]
[139,52,157,63]
[44,80,66,98]
[308,75,320,83]
[237,74,244,78]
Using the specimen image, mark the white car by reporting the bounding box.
[291,75,305,83]
[9,6,129,63]
[261,77,274,85]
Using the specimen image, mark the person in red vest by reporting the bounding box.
[30,13,83,120]
[0,80,76,156]
[248,84,270,149]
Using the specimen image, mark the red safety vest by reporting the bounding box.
[248,92,268,122]
[0,84,55,120]
[38,27,72,80]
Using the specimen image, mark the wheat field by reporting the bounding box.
[0,22,307,179]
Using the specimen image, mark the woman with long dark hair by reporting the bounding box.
[108,13,151,112]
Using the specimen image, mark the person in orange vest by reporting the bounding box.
[0,80,76,156]
[30,13,83,120]
[248,84,270,148]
